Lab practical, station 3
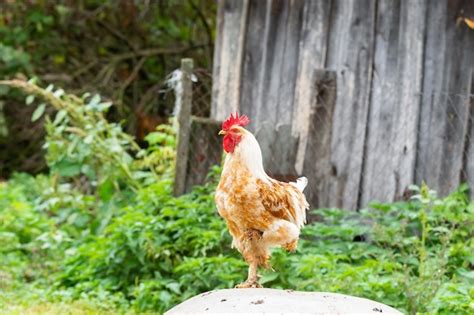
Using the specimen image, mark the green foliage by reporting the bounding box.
[262,183,473,314]
[0,83,473,314]
[0,177,52,285]
[57,181,242,312]
[0,1,216,115]
[136,123,177,181]
[0,43,32,74]
[0,1,216,178]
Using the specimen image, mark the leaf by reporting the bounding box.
[45,84,54,92]
[259,272,279,284]
[89,94,101,106]
[31,103,46,122]
[458,270,474,280]
[54,159,81,177]
[84,134,94,144]
[159,291,172,305]
[27,77,38,84]
[98,179,115,201]
[25,95,35,105]
[145,132,167,145]
[53,109,67,125]
[408,185,420,192]
[431,226,450,234]
[53,89,64,98]
[98,102,112,111]
[165,282,181,294]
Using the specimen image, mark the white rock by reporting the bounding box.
[166,288,403,314]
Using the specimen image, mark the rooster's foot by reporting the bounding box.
[235,279,262,289]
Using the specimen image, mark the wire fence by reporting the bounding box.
[172,59,474,209]
[171,59,221,196]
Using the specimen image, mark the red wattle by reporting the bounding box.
[223,134,241,153]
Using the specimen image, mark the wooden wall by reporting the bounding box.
[211,0,474,209]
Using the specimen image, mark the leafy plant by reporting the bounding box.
[47,179,473,314]
[0,81,472,314]
[1,79,143,188]
[135,123,177,182]
[0,44,32,74]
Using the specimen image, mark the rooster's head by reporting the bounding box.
[218,112,250,153]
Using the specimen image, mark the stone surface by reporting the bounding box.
[165,288,403,314]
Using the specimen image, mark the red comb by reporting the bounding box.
[222,112,250,131]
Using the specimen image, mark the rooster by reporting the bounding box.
[215,113,309,288]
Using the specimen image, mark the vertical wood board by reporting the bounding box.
[292,0,332,173]
[211,0,474,208]
[211,0,249,121]
[361,0,427,205]
[211,0,225,119]
[302,70,337,210]
[322,0,377,209]
[463,70,474,200]
[239,0,268,121]
[416,0,474,196]
[239,0,305,176]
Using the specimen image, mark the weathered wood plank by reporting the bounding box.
[276,0,305,127]
[211,0,472,208]
[361,0,427,205]
[185,117,222,193]
[253,0,296,175]
[174,59,194,196]
[241,0,283,168]
[302,70,337,209]
[463,70,474,200]
[320,0,376,209]
[266,0,305,178]
[211,0,249,121]
[239,0,267,121]
[416,0,474,196]
[293,0,332,173]
[239,0,304,177]
[254,0,290,127]
[211,0,225,118]
[256,123,299,181]
[240,0,304,125]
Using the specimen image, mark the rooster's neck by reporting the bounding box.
[224,133,270,183]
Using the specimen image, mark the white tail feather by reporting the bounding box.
[294,176,308,192]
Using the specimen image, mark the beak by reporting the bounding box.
[218,130,226,136]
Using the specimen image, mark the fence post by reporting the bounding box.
[173,58,193,196]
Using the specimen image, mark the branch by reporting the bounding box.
[97,19,138,53]
[189,0,213,48]
[0,80,64,110]
[111,44,207,62]
[120,56,147,91]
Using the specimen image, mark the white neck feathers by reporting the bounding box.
[225,131,270,183]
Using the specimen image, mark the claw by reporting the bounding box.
[235,280,263,288]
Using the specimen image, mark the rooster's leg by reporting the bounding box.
[235,261,262,288]
[236,229,265,288]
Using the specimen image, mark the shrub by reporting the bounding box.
[0,81,472,314]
